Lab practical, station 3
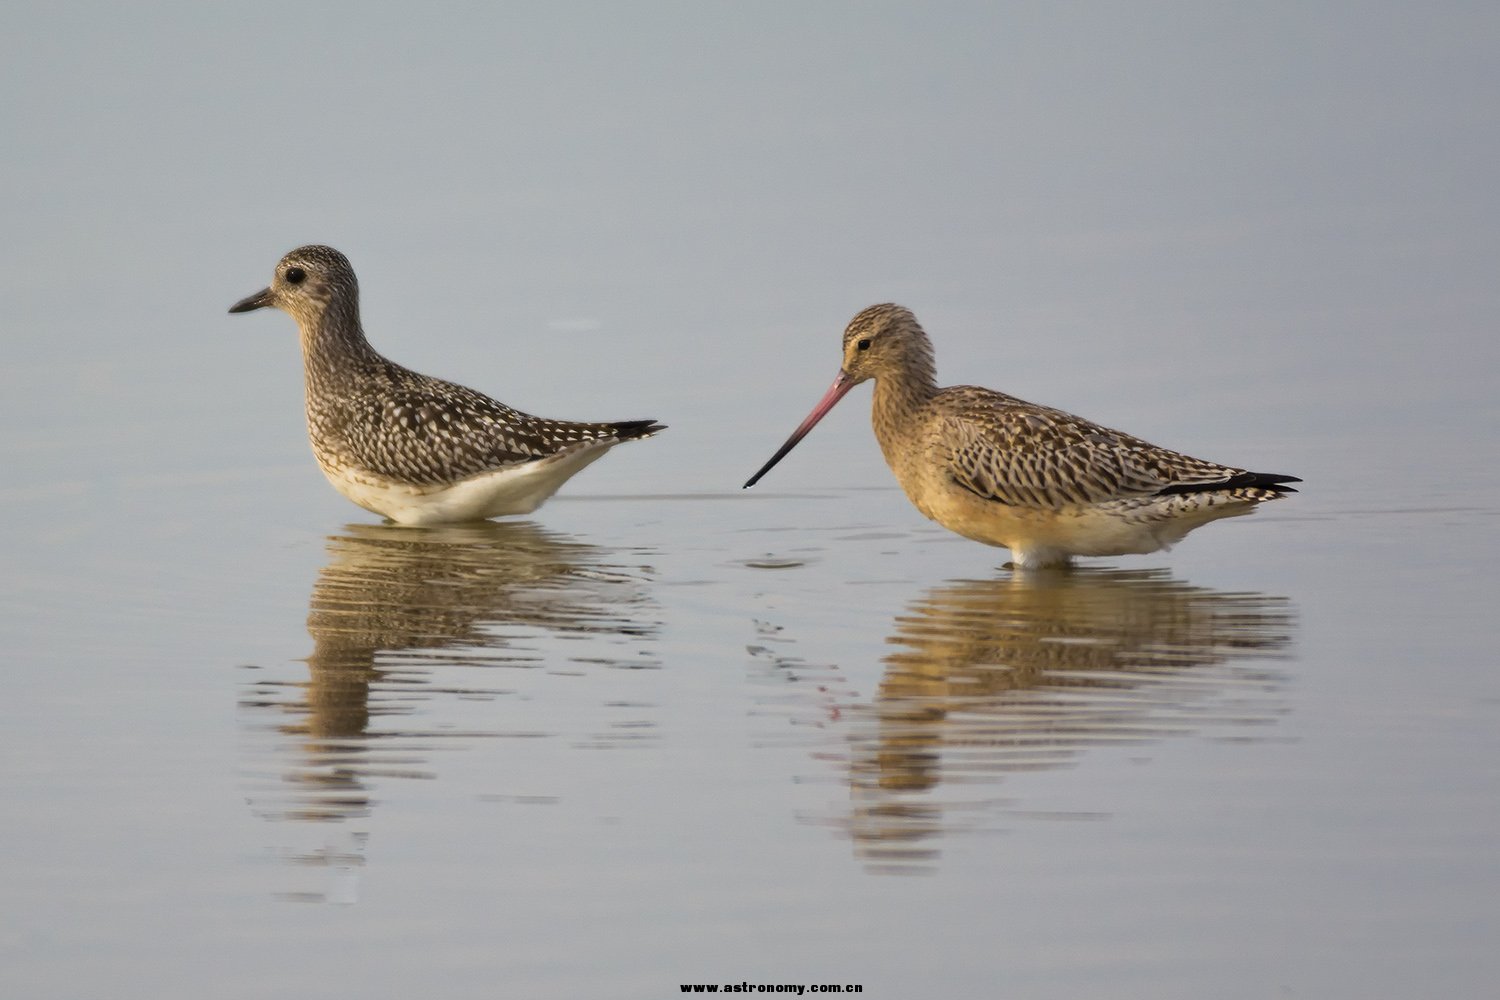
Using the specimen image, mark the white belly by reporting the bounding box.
[319,442,619,525]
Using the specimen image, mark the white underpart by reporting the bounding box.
[1001,496,1260,569]
[321,439,624,525]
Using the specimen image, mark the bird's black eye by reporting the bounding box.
[856,338,872,351]
[285,267,306,285]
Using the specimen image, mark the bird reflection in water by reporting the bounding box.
[240,520,659,901]
[827,568,1295,874]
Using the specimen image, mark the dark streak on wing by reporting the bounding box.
[1154,471,1301,495]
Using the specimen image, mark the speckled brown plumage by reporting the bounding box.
[745,304,1298,568]
[230,245,663,524]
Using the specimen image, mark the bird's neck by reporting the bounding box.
[300,301,382,390]
[870,357,938,449]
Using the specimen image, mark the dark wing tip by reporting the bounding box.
[1157,471,1302,497]
[611,419,666,440]
[1242,472,1301,493]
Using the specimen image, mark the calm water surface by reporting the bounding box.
[4,457,1496,998]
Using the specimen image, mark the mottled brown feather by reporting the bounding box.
[934,387,1254,509]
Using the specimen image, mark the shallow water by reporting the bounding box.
[4,5,1499,998]
[6,467,1497,998]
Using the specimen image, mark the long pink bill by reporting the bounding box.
[743,370,857,489]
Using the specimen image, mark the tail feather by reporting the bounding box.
[609,419,666,441]
[1157,471,1300,497]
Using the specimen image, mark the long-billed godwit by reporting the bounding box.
[230,245,663,525]
[744,304,1297,568]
